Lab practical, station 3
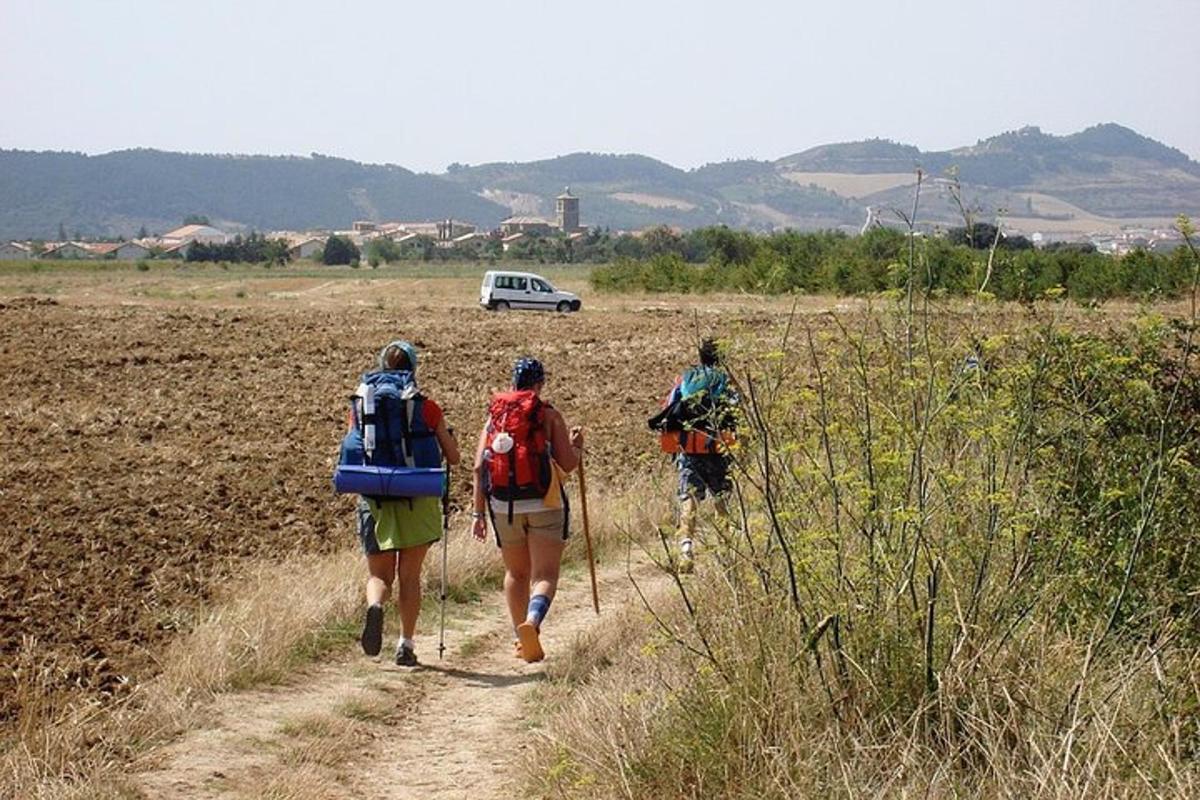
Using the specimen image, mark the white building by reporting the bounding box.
[288,237,324,260]
[88,241,151,260]
[161,224,229,245]
[0,242,32,259]
[41,242,93,259]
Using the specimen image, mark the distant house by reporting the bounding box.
[41,241,93,259]
[500,216,554,236]
[161,224,229,245]
[0,241,32,260]
[88,241,151,260]
[390,221,442,238]
[387,231,422,245]
[436,219,476,241]
[501,232,528,252]
[287,237,323,260]
[160,240,193,259]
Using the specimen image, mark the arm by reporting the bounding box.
[547,407,584,474]
[471,424,489,540]
[434,417,460,466]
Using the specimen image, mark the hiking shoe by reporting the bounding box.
[360,603,384,657]
[516,622,545,663]
[677,541,696,574]
[395,641,418,667]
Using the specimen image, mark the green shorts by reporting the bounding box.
[356,497,441,554]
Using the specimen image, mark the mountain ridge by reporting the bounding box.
[2,123,1197,240]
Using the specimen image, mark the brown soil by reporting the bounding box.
[0,271,777,725]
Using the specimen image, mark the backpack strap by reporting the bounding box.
[397,397,414,467]
[359,382,377,461]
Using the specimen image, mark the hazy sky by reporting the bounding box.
[2,0,1197,172]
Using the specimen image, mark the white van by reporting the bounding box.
[479,270,581,312]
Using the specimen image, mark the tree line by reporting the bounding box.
[590,225,1197,301]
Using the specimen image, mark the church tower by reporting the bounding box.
[556,187,580,232]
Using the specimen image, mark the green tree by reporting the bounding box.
[322,235,360,265]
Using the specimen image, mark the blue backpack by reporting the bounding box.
[335,370,444,498]
[680,366,727,401]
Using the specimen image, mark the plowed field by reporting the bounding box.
[0,267,790,725]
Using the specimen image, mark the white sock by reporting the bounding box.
[398,637,414,651]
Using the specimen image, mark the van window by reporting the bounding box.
[531,278,552,292]
[495,275,527,291]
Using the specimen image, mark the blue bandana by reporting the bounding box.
[512,357,545,389]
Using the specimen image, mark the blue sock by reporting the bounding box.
[527,594,552,628]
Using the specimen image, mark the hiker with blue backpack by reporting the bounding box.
[335,340,460,667]
[470,357,584,663]
[648,338,737,572]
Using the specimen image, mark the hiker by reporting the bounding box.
[346,340,460,666]
[648,338,737,572]
[470,357,584,663]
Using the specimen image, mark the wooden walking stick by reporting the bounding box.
[576,448,601,615]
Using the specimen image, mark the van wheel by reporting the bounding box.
[494,301,509,311]
[570,300,582,312]
[556,301,571,313]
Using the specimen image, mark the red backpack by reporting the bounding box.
[485,389,552,521]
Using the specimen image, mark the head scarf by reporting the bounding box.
[512,356,545,389]
[379,340,418,372]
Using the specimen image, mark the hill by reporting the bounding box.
[0,149,509,240]
[2,124,1197,239]
[447,124,1200,234]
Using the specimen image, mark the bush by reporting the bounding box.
[588,226,1196,302]
[321,235,359,266]
[185,233,291,265]
[532,290,1200,797]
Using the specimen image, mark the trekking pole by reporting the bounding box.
[576,450,600,615]
[438,461,450,660]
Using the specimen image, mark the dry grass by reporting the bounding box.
[250,765,345,800]
[524,573,1200,799]
[0,476,668,799]
[1,550,362,799]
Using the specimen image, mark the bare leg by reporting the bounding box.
[396,542,432,640]
[366,552,397,605]
[500,540,531,631]
[527,534,567,614]
[677,494,698,550]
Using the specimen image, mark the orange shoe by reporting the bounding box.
[516,621,545,663]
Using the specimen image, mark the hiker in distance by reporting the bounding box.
[648,338,737,572]
[341,341,460,666]
[471,357,584,663]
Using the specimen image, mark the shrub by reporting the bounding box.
[321,235,359,266]
[588,226,1196,302]
[532,281,1200,796]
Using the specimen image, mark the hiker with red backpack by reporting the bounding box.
[470,357,584,663]
[336,340,460,667]
[648,338,737,572]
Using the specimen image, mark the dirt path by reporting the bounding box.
[133,557,655,800]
